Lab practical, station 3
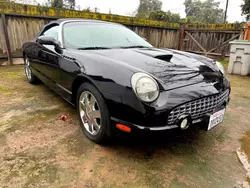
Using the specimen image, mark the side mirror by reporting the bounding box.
[37,36,62,54]
[143,37,148,41]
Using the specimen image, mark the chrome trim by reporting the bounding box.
[79,91,102,136]
[56,84,72,95]
[168,89,229,125]
[134,124,179,131]
[24,58,32,80]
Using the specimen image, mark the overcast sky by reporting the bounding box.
[32,0,245,22]
[74,0,245,23]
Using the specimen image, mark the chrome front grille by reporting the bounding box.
[168,90,230,125]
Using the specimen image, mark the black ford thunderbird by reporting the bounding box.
[22,19,230,144]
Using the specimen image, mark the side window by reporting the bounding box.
[42,25,59,40]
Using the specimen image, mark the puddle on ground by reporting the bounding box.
[237,131,250,185]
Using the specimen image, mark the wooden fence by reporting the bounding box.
[180,24,244,57]
[0,2,245,65]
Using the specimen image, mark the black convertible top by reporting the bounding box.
[49,18,119,25]
[36,18,120,39]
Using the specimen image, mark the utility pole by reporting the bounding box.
[224,0,229,23]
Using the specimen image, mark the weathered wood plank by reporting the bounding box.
[184,30,241,33]
[4,16,51,57]
[185,31,206,53]
[208,34,240,53]
[185,24,243,31]
[1,13,13,65]
[182,29,241,55]
[178,24,185,50]
[187,50,230,57]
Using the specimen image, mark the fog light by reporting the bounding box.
[176,115,191,130]
[180,118,189,130]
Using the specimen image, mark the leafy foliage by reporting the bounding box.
[139,0,224,24]
[149,10,181,22]
[136,0,162,18]
[47,0,75,9]
[66,0,75,9]
[184,0,224,24]
[82,7,92,12]
[181,16,202,24]
[241,0,250,20]
[50,0,63,8]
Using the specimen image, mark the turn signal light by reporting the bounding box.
[116,124,131,133]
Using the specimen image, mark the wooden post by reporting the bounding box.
[1,13,13,65]
[178,24,185,50]
[224,0,229,23]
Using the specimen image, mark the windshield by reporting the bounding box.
[63,22,152,49]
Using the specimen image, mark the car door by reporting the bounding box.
[34,25,62,90]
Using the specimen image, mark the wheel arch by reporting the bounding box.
[23,51,26,59]
[72,75,113,137]
[71,75,101,105]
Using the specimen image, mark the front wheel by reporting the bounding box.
[24,57,39,84]
[76,83,110,144]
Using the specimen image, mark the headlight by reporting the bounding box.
[131,72,159,102]
[216,61,225,74]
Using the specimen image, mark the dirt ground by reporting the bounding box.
[0,63,250,188]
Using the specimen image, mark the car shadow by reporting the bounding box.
[104,124,208,156]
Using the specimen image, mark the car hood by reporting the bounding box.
[73,48,222,90]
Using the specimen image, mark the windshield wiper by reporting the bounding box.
[119,45,150,49]
[77,47,111,50]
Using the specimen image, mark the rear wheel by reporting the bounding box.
[76,83,110,144]
[24,57,39,84]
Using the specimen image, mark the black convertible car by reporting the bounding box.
[22,19,230,144]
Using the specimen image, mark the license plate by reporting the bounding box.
[207,108,225,131]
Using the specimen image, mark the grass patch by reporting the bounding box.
[24,163,59,186]
[0,86,8,93]
[0,72,24,79]
[26,107,62,119]
[3,149,59,185]
[0,65,24,72]
[170,177,187,188]
[218,60,228,65]
[0,107,63,134]
[0,134,7,147]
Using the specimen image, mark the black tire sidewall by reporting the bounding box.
[76,83,110,144]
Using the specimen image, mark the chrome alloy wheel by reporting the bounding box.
[24,58,32,80]
[79,91,102,136]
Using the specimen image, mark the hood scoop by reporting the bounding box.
[154,54,173,62]
[134,48,173,62]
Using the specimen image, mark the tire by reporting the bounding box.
[24,56,39,84]
[76,83,110,144]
